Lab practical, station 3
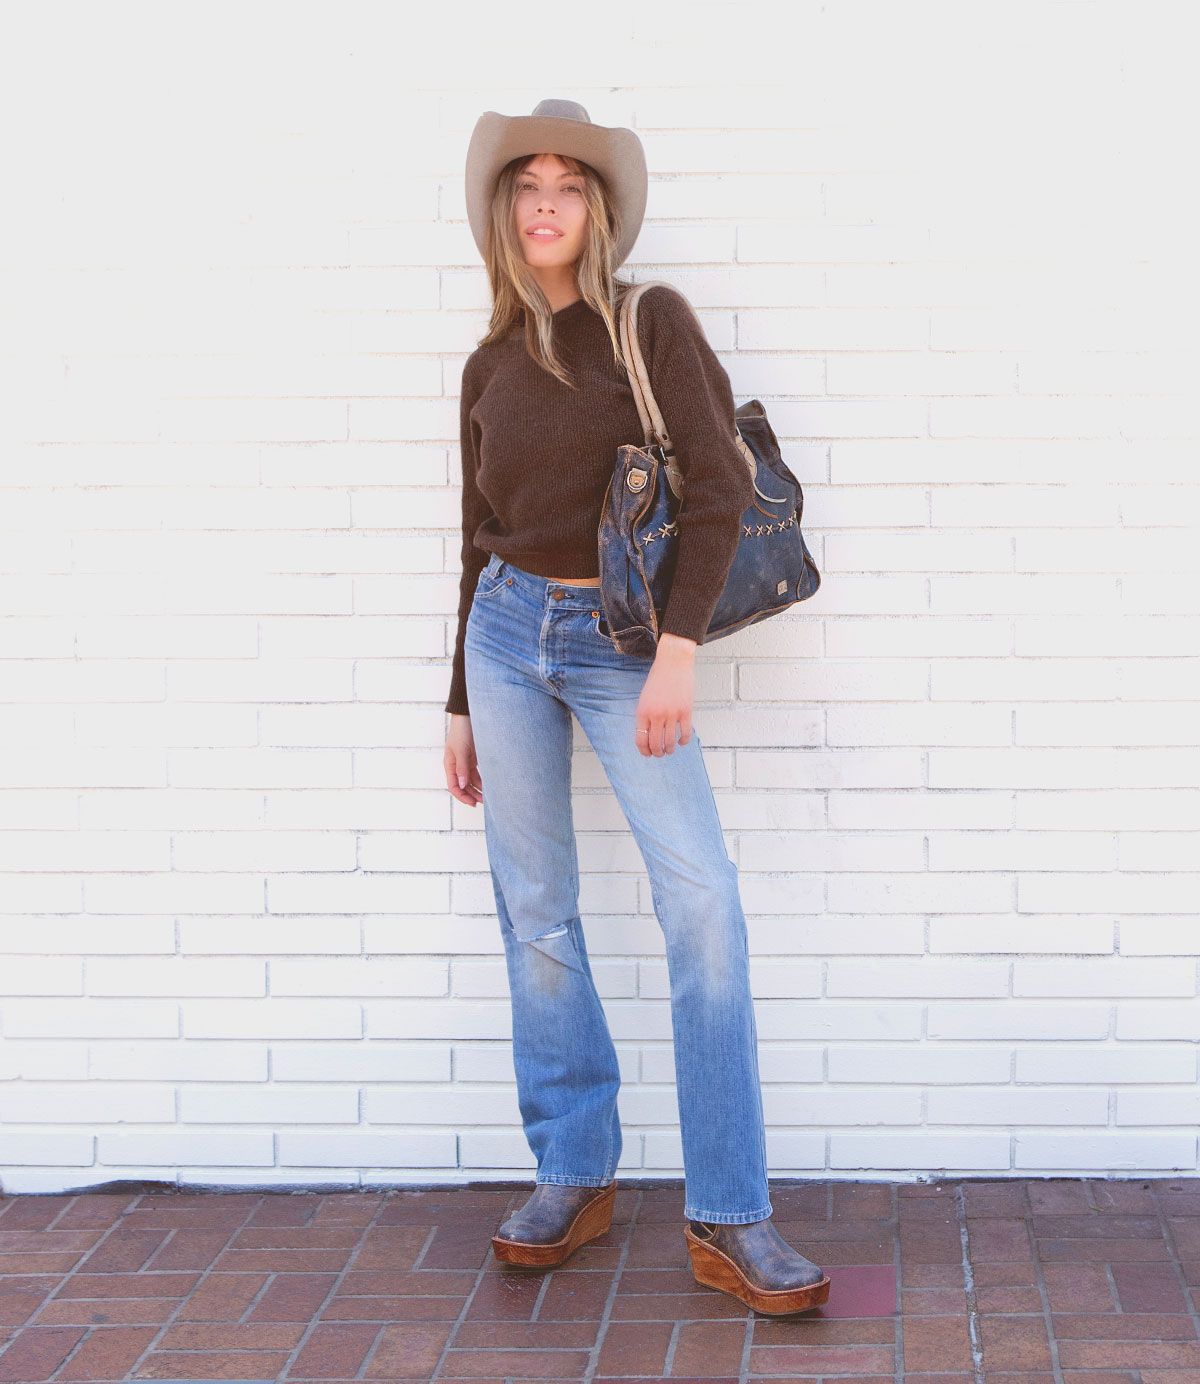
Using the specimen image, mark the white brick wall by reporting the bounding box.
[2,1,1197,1192]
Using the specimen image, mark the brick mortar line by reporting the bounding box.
[86,1187,266,1384]
[1023,1181,1067,1384]
[581,1185,639,1384]
[953,1183,987,1384]
[426,1194,500,1384]
[1152,1179,1200,1358]
[278,1189,391,1382]
[0,1187,144,1378]
[892,1182,904,1384]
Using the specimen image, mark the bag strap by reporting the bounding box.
[617,281,758,499]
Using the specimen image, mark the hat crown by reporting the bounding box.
[529,98,591,124]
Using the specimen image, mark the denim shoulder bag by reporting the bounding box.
[596,280,822,658]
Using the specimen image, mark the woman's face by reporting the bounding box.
[513,153,588,267]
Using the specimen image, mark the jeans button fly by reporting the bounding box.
[551,590,565,600]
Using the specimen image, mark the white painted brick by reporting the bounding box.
[0,1042,90,1081]
[751,918,926,956]
[928,1003,1110,1041]
[830,708,1018,752]
[929,748,1127,790]
[1115,1090,1200,1125]
[763,1133,827,1169]
[928,1089,1107,1126]
[0,1132,95,1167]
[97,1131,274,1165]
[1019,703,1200,748]
[86,959,267,997]
[831,1134,1011,1171]
[929,832,1115,872]
[366,1001,512,1041]
[0,958,83,994]
[829,1046,1011,1085]
[756,1048,826,1084]
[929,574,1116,617]
[271,1043,451,1084]
[181,1086,359,1123]
[827,960,1008,998]
[1120,833,1200,871]
[763,1089,920,1125]
[456,1132,537,1170]
[934,659,1119,703]
[741,832,922,873]
[829,790,1012,831]
[1012,959,1194,998]
[183,1000,361,1039]
[277,1133,455,1168]
[2,1084,175,1124]
[270,959,449,998]
[366,1087,520,1126]
[1017,791,1200,831]
[1015,1045,1195,1085]
[1119,918,1200,955]
[829,874,1009,913]
[1116,1002,1200,1040]
[1020,873,1195,914]
[1014,1134,1197,1171]
[929,917,1115,955]
[92,1041,268,1082]
[181,917,362,955]
[2,1000,178,1039]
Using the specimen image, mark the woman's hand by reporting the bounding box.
[444,714,484,805]
[635,633,697,756]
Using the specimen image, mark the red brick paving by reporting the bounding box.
[0,1179,1198,1379]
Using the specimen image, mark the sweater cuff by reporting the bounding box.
[445,654,470,715]
[659,584,719,645]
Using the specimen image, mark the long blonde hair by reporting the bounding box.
[476,151,634,388]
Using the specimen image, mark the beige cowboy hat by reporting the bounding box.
[464,98,648,268]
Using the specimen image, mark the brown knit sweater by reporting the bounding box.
[446,284,754,716]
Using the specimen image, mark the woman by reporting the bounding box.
[442,99,829,1316]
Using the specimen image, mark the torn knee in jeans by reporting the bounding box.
[520,919,586,976]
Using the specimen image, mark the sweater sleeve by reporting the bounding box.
[445,353,490,716]
[635,285,755,644]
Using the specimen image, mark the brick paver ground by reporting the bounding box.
[1,1178,1198,1381]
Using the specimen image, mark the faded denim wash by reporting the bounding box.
[464,551,773,1224]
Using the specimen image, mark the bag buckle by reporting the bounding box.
[626,467,648,492]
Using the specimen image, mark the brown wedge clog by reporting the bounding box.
[491,1179,617,1268]
[685,1216,831,1315]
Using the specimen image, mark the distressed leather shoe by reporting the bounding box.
[685,1216,830,1314]
[491,1180,617,1268]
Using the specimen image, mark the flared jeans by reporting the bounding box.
[464,552,773,1224]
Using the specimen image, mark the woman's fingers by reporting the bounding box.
[635,715,677,757]
[444,745,483,805]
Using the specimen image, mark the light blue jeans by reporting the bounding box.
[464,552,773,1224]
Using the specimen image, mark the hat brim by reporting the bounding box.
[464,111,647,269]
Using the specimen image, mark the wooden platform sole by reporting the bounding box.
[490,1180,617,1268]
[684,1222,831,1315]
